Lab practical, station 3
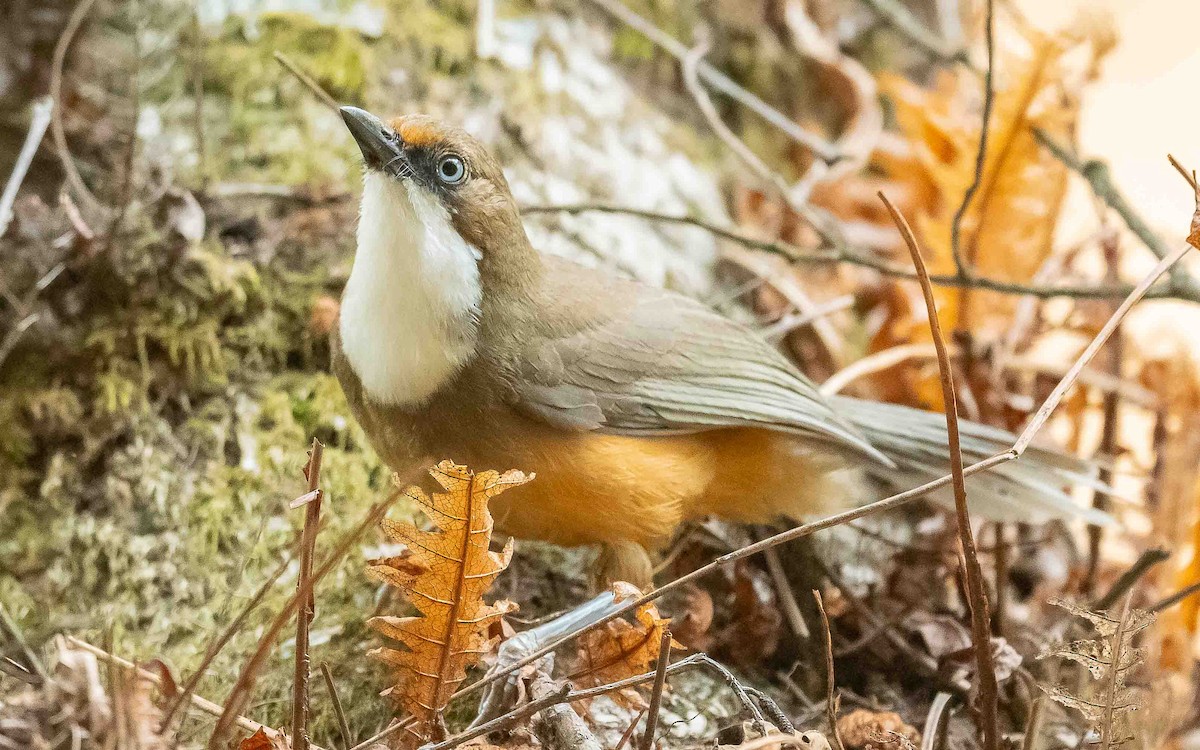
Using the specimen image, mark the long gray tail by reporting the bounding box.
[831,396,1113,526]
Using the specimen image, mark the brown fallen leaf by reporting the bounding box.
[715,561,782,665]
[239,727,291,750]
[568,582,679,701]
[836,709,921,750]
[367,461,530,748]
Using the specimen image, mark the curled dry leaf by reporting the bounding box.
[568,582,680,701]
[367,461,530,748]
[836,709,921,750]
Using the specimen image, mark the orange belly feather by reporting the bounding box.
[485,427,866,550]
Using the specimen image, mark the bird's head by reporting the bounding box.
[339,106,527,259]
[336,107,537,406]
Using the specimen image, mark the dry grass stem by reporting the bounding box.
[292,439,325,750]
[764,547,810,639]
[1012,241,1195,455]
[1098,593,1134,750]
[273,51,340,111]
[879,192,998,750]
[319,662,352,750]
[1035,131,1200,299]
[948,0,996,277]
[813,591,844,750]
[0,97,54,237]
[50,0,105,218]
[1168,154,1198,191]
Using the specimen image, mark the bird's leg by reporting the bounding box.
[594,541,655,590]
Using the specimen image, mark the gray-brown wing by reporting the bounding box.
[512,284,886,461]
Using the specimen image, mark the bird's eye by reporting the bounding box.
[436,154,467,185]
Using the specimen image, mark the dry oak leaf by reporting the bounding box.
[238,728,291,750]
[569,582,681,694]
[367,461,530,748]
[836,709,920,750]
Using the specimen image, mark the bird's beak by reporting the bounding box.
[340,106,406,174]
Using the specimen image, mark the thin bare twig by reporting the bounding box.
[820,343,955,396]
[1092,548,1169,611]
[521,204,1196,303]
[948,0,995,277]
[859,0,970,65]
[0,602,48,683]
[0,97,54,237]
[1098,593,1134,750]
[318,663,352,750]
[880,192,998,750]
[50,0,105,218]
[1168,154,1198,191]
[615,709,648,750]
[1148,580,1200,614]
[273,51,339,111]
[1021,695,1044,750]
[348,719,414,750]
[1035,131,1200,300]
[1012,242,1196,455]
[639,630,672,750]
[1085,232,1125,594]
[992,524,1008,636]
[583,0,839,162]
[813,591,844,750]
[292,439,325,750]
[764,547,810,639]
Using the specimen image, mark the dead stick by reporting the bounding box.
[614,709,648,750]
[813,591,844,750]
[292,439,325,750]
[765,547,810,639]
[320,662,353,750]
[1035,131,1200,299]
[1168,155,1198,191]
[49,0,105,217]
[880,192,998,750]
[1149,580,1200,614]
[522,204,1190,303]
[1093,548,1169,611]
[273,51,339,111]
[948,0,995,277]
[639,630,673,750]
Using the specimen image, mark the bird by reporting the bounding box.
[332,106,1105,586]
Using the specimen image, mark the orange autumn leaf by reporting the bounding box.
[367,461,531,748]
[238,728,290,750]
[569,582,679,695]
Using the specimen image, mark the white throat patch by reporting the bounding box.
[339,172,482,406]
